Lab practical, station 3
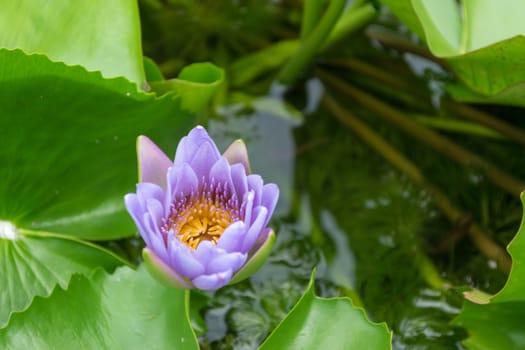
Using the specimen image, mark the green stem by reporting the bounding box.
[445,99,525,147]
[322,94,511,274]
[277,0,346,85]
[318,69,525,198]
[301,0,324,39]
[323,3,377,50]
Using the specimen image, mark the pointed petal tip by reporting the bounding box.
[137,136,172,188]
[223,139,251,173]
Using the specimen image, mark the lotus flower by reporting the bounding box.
[124,126,279,291]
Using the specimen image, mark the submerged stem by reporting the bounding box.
[322,94,512,274]
[318,69,525,198]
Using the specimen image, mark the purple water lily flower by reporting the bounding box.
[124,126,279,291]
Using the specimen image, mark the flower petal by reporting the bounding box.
[143,212,168,261]
[242,191,255,225]
[241,206,268,253]
[209,157,234,194]
[223,139,250,173]
[174,126,220,166]
[206,252,247,274]
[189,141,222,181]
[137,182,165,205]
[229,229,275,285]
[261,183,279,226]
[217,221,247,252]
[124,193,147,235]
[137,136,172,189]
[231,163,248,202]
[143,248,193,289]
[146,198,164,227]
[194,240,219,266]
[166,163,198,211]
[167,239,205,279]
[247,174,263,206]
[192,269,233,291]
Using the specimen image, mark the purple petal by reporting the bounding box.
[167,239,205,279]
[241,206,268,253]
[189,142,221,181]
[209,157,234,194]
[230,163,248,202]
[192,269,233,291]
[242,191,254,225]
[143,212,168,261]
[174,126,220,166]
[146,198,164,227]
[138,136,172,189]
[261,183,279,226]
[247,175,263,206]
[166,163,198,210]
[217,221,247,252]
[223,139,250,173]
[137,183,165,205]
[124,194,147,237]
[143,248,193,289]
[194,240,219,266]
[206,252,247,274]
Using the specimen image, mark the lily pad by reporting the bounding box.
[381,0,525,106]
[259,270,392,349]
[453,192,525,349]
[0,230,125,328]
[0,265,199,349]
[0,0,145,85]
[0,49,223,240]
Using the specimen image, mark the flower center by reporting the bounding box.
[165,181,240,250]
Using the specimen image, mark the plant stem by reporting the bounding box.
[323,3,378,51]
[301,0,324,39]
[277,0,346,86]
[318,69,525,197]
[322,94,512,274]
[329,58,525,145]
[365,25,445,65]
[445,100,525,147]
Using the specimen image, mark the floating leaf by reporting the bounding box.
[381,0,525,106]
[0,265,199,349]
[0,230,124,328]
[259,270,392,349]
[453,193,525,349]
[0,0,145,85]
[0,49,222,240]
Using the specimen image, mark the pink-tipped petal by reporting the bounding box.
[138,136,172,189]
[223,139,251,173]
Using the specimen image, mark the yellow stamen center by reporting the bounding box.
[164,183,240,250]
